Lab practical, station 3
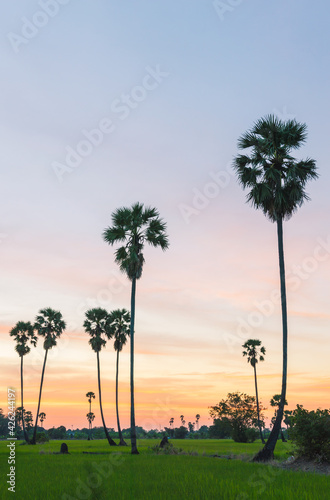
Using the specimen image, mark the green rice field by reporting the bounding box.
[0,439,328,499]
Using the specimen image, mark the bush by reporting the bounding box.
[245,428,259,443]
[35,432,49,443]
[290,405,330,462]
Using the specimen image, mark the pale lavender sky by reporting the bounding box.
[1,1,329,428]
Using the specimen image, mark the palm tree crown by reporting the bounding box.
[34,308,66,349]
[10,321,37,356]
[86,392,96,404]
[109,309,131,351]
[242,339,266,368]
[233,115,318,221]
[103,202,169,280]
[84,308,112,352]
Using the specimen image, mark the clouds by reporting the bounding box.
[1,0,329,429]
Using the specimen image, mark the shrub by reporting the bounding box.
[150,443,185,455]
[245,428,259,443]
[35,432,49,443]
[290,405,330,462]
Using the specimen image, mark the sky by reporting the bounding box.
[1,0,329,431]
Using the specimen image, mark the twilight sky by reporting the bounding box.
[1,0,329,431]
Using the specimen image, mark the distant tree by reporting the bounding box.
[31,308,66,444]
[39,412,46,427]
[234,115,317,460]
[188,422,194,433]
[284,409,293,437]
[10,321,37,443]
[86,392,96,440]
[174,426,189,439]
[109,308,130,446]
[24,411,34,432]
[198,425,209,439]
[86,412,95,438]
[0,409,8,438]
[208,418,232,439]
[15,407,25,427]
[103,202,169,454]
[242,339,266,443]
[48,425,67,440]
[169,417,174,428]
[270,394,287,442]
[195,414,200,430]
[180,415,186,426]
[84,308,117,446]
[209,392,265,443]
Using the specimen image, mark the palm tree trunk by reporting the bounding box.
[20,356,29,444]
[253,217,288,461]
[97,351,117,446]
[31,348,48,444]
[130,276,139,454]
[253,364,265,444]
[116,350,127,446]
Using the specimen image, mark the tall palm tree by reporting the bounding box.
[31,308,66,444]
[10,321,37,443]
[84,308,117,446]
[108,308,130,446]
[195,414,200,430]
[39,412,46,428]
[234,115,317,461]
[86,392,96,440]
[103,202,169,454]
[242,339,266,444]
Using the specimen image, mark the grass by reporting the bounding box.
[0,439,328,499]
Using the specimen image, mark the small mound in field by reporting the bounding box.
[160,436,169,448]
[53,443,70,454]
[60,443,69,454]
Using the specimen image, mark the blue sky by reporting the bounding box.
[1,1,329,428]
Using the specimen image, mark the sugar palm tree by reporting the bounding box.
[86,392,96,440]
[84,308,117,446]
[39,412,46,428]
[108,308,130,446]
[242,339,266,444]
[24,411,34,433]
[86,412,95,438]
[195,414,200,430]
[234,115,317,461]
[103,202,169,454]
[10,321,37,443]
[31,308,66,444]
